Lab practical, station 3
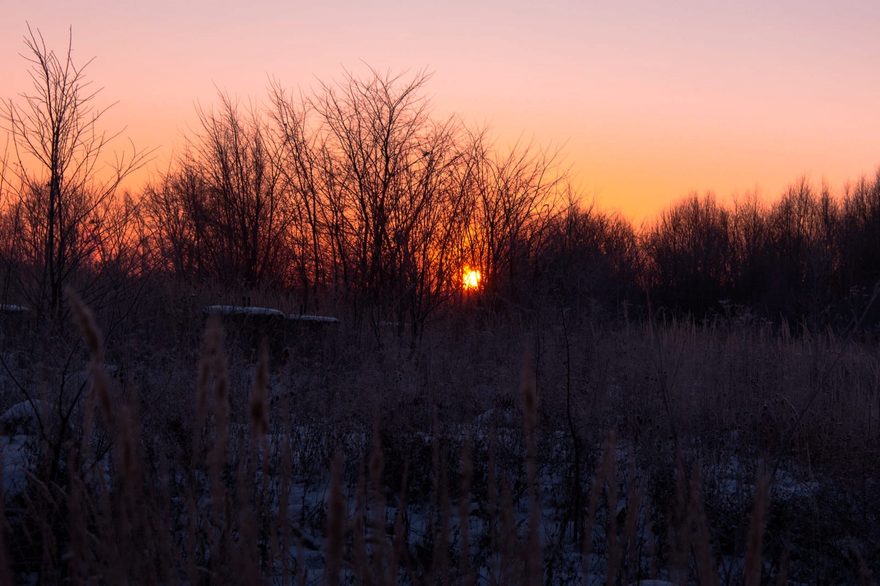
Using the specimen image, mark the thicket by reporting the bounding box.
[2,30,879,334]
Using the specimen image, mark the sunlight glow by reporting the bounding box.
[462,267,482,291]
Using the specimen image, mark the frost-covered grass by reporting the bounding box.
[0,301,878,583]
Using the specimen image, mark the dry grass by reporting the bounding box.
[0,299,878,583]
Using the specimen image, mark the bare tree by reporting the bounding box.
[840,172,880,291]
[643,193,733,314]
[312,69,450,325]
[764,179,839,319]
[389,115,476,332]
[146,93,295,292]
[1,25,149,322]
[142,159,211,282]
[467,141,564,303]
[0,140,18,304]
[270,84,329,310]
[537,195,641,310]
[273,71,567,322]
[193,93,294,289]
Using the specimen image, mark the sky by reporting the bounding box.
[2,0,879,222]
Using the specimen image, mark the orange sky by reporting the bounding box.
[2,0,879,223]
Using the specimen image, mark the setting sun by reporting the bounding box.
[462,267,482,291]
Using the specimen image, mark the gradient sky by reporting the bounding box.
[2,0,879,222]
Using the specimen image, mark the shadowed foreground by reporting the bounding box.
[1,294,878,584]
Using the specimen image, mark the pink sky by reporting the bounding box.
[2,0,879,222]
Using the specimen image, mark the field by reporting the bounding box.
[2,296,878,584]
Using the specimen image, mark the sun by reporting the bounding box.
[462,267,482,291]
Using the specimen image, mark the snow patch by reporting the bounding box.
[1,435,33,499]
[202,305,285,318]
[288,314,339,324]
[0,400,48,436]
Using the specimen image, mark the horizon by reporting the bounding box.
[2,1,880,222]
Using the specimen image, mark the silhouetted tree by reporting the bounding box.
[1,25,147,322]
[839,172,880,291]
[643,193,733,314]
[142,160,211,282]
[728,193,770,310]
[270,84,327,310]
[763,179,839,321]
[310,70,482,330]
[9,28,875,334]
[536,197,640,312]
[466,141,563,304]
[195,94,294,288]
[146,94,294,291]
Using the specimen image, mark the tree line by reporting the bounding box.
[2,29,879,332]
[643,178,880,328]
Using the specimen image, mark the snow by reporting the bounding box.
[0,400,47,436]
[202,305,285,318]
[288,314,339,324]
[0,304,28,313]
[1,435,33,499]
[713,454,820,502]
[1,401,45,501]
